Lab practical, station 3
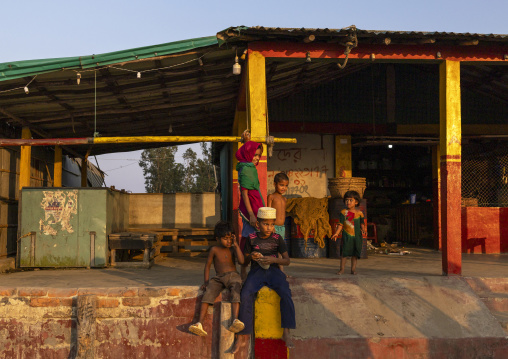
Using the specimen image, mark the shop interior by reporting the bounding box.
[352,142,434,248]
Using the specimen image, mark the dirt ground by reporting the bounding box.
[1,247,508,288]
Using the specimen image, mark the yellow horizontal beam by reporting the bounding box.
[93,136,296,144]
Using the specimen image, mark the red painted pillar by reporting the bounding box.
[432,145,441,250]
[258,155,268,205]
[439,60,462,275]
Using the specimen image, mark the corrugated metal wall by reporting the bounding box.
[269,64,503,126]
[269,65,387,124]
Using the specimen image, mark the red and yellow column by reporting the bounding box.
[247,50,268,204]
[439,60,462,275]
[432,145,441,250]
[254,287,289,358]
[335,135,352,178]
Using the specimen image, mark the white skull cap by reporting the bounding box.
[257,207,277,219]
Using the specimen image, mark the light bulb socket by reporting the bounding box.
[137,72,141,79]
[232,56,241,75]
[24,86,29,94]
[306,51,311,62]
[77,73,81,85]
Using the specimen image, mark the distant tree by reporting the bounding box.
[139,146,185,193]
[182,147,198,192]
[193,143,216,193]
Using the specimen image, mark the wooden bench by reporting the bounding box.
[108,232,156,268]
[128,227,215,257]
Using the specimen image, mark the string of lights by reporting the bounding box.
[0,47,244,95]
[0,75,37,94]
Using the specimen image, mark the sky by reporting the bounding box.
[1,0,506,192]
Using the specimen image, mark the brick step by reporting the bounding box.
[465,277,508,294]
[476,292,508,299]
[481,297,508,312]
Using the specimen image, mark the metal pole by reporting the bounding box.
[0,135,296,147]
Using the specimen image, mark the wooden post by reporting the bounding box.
[432,145,441,250]
[439,60,462,276]
[335,135,352,178]
[76,295,97,359]
[19,127,31,190]
[247,50,268,204]
[54,145,62,187]
[81,155,88,187]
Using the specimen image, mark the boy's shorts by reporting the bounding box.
[202,271,242,304]
[274,225,285,238]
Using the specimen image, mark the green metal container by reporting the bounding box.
[19,188,129,268]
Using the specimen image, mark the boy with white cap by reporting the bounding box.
[232,207,295,353]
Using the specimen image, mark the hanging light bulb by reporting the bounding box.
[232,54,241,75]
[24,86,29,94]
[137,72,141,79]
[306,51,312,62]
[168,121,173,133]
[76,72,81,85]
[198,58,204,66]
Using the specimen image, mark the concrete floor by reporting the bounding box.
[1,247,508,288]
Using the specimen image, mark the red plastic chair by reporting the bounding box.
[364,220,378,244]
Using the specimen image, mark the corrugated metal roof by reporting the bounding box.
[0,26,505,158]
[218,26,508,43]
[0,36,218,83]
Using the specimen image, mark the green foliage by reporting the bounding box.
[194,143,216,193]
[139,146,185,193]
[138,143,216,193]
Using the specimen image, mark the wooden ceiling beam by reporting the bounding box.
[0,106,83,157]
[31,92,238,123]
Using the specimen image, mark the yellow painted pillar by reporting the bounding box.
[335,135,352,177]
[254,287,288,357]
[81,155,88,187]
[439,60,462,275]
[19,127,31,190]
[54,146,62,187]
[247,50,268,203]
[432,145,441,250]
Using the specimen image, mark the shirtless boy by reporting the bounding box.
[189,221,245,336]
[267,172,289,237]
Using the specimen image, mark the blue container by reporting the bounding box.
[291,237,328,258]
[290,220,328,258]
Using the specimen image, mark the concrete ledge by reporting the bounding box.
[0,257,14,273]
[1,277,508,358]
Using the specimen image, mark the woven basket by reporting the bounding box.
[328,177,367,198]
